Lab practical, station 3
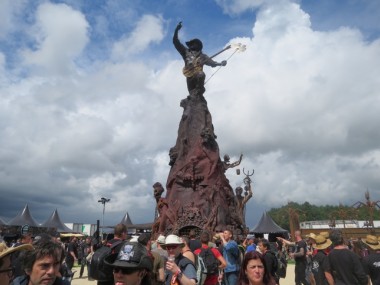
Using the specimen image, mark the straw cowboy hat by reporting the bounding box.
[306,233,317,240]
[0,243,33,259]
[161,234,184,249]
[104,241,153,270]
[319,231,330,239]
[313,235,332,250]
[362,235,380,250]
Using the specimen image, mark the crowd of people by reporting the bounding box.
[278,229,380,285]
[0,231,97,285]
[1,227,379,285]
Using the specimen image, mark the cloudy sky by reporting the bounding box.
[1,0,380,229]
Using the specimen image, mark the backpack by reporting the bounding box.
[89,240,123,281]
[194,254,207,285]
[275,251,287,279]
[198,247,219,276]
[270,251,278,272]
[237,245,245,267]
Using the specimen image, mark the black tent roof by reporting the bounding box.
[120,212,133,226]
[41,209,73,232]
[8,204,39,227]
[119,212,152,230]
[251,211,288,234]
[133,222,153,230]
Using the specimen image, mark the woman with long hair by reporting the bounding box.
[237,251,276,285]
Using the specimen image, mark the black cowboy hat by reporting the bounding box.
[104,241,153,270]
[186,38,203,51]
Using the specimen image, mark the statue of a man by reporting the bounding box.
[235,183,253,225]
[153,182,164,203]
[223,153,243,172]
[173,22,227,94]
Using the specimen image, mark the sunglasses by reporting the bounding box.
[0,267,14,278]
[165,245,179,250]
[113,268,138,275]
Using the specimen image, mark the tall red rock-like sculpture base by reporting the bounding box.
[152,90,244,237]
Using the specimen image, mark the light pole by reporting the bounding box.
[98,197,110,241]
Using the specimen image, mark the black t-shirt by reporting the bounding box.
[312,250,329,285]
[66,242,78,261]
[325,248,367,285]
[362,252,380,285]
[294,240,307,264]
[97,239,125,285]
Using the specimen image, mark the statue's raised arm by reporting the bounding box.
[173,22,186,60]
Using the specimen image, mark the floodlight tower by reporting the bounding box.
[98,197,110,240]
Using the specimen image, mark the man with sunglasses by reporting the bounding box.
[162,235,197,285]
[0,242,33,285]
[104,241,153,285]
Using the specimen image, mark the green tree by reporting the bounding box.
[267,201,380,230]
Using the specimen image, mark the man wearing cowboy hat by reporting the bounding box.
[310,235,334,285]
[0,242,33,285]
[152,235,168,262]
[325,229,367,285]
[361,234,380,285]
[173,22,227,94]
[162,235,197,285]
[104,241,153,285]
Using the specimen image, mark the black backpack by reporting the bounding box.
[89,240,123,281]
[198,247,219,276]
[275,252,287,279]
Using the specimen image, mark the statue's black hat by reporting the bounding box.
[186,38,203,51]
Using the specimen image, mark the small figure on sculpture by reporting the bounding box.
[168,147,178,166]
[223,153,243,172]
[235,168,254,225]
[173,21,227,94]
[153,182,165,203]
[242,168,254,196]
[235,186,252,226]
[153,182,165,221]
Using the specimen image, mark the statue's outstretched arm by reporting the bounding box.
[202,54,227,68]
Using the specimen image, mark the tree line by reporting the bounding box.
[268,201,380,231]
